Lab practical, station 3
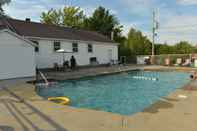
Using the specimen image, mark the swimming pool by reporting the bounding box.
[37,71,190,115]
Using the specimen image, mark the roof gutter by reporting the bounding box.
[1,17,19,34]
[25,36,119,46]
[0,29,36,47]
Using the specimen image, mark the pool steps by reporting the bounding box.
[36,71,58,87]
[132,76,158,81]
[130,71,159,81]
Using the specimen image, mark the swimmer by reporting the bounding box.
[186,71,197,90]
[190,71,197,80]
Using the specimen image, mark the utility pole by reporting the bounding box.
[151,10,159,64]
[152,11,156,56]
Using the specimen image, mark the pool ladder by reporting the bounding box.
[39,71,49,86]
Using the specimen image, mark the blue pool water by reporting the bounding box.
[37,71,190,115]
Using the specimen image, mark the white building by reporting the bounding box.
[0,29,36,80]
[0,18,118,80]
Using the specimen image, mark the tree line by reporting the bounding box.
[40,6,197,56]
[155,41,196,55]
[40,6,124,43]
[1,1,196,56]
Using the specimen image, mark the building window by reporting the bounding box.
[31,41,39,52]
[54,41,61,51]
[88,44,93,53]
[72,43,78,52]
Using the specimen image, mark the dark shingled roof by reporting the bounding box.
[0,25,6,30]
[0,18,115,43]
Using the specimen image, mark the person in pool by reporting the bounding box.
[190,71,197,80]
[186,71,197,90]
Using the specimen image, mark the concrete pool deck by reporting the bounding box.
[40,65,145,81]
[1,65,197,131]
[40,65,197,81]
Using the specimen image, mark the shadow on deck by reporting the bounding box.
[0,87,68,131]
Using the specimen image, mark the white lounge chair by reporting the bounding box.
[174,58,182,66]
[182,59,191,66]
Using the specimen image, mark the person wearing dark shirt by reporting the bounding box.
[70,55,76,70]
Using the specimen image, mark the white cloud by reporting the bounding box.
[122,0,152,6]
[81,6,96,17]
[122,21,147,36]
[3,0,64,22]
[157,15,197,44]
[3,0,197,45]
[119,0,197,44]
[81,6,118,17]
[177,0,197,5]
[122,23,134,36]
[4,5,47,22]
[120,0,154,16]
[3,0,102,21]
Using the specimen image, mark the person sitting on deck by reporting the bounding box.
[63,60,69,70]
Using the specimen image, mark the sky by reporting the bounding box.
[3,0,197,45]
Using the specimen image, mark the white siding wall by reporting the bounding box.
[34,39,118,68]
[0,32,35,80]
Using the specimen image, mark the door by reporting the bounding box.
[108,49,113,62]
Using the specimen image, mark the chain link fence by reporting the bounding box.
[135,54,197,67]
[120,54,197,67]
[154,54,192,66]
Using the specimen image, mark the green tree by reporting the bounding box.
[119,46,131,56]
[127,28,151,55]
[41,6,125,44]
[174,41,194,54]
[41,9,62,25]
[155,41,194,55]
[41,6,85,28]
[113,25,126,44]
[0,0,11,16]
[155,44,162,55]
[118,37,129,56]
[155,44,171,55]
[62,6,85,28]
[84,6,122,39]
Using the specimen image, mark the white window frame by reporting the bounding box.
[88,44,93,53]
[72,42,78,53]
[54,41,61,52]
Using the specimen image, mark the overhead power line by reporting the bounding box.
[160,24,197,30]
[158,27,197,32]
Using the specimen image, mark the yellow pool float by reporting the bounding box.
[48,97,70,105]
